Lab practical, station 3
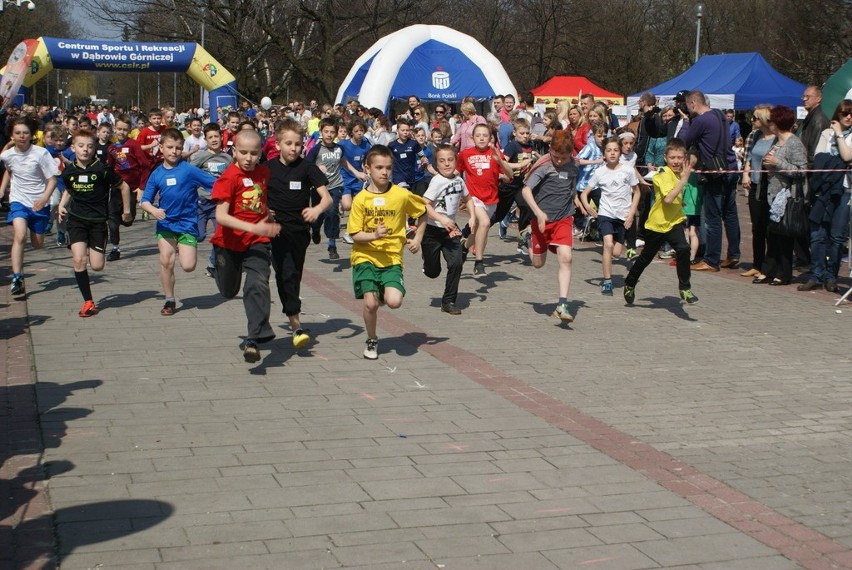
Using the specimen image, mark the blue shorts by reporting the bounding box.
[596,215,626,244]
[7,202,51,234]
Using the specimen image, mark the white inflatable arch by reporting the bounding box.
[336,25,517,111]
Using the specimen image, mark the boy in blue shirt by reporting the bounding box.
[388,120,426,190]
[140,128,216,315]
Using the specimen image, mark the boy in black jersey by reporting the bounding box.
[58,129,132,317]
[266,119,332,348]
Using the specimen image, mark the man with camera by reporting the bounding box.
[678,90,741,272]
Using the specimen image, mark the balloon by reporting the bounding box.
[260,97,272,110]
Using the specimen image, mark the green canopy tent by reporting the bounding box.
[822,58,852,117]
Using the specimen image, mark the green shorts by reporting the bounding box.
[156,230,198,247]
[352,262,405,300]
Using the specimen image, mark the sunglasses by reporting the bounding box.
[841,111,852,118]
[435,110,445,114]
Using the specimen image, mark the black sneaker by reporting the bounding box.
[240,339,261,363]
[10,275,25,296]
[205,266,216,278]
[623,285,635,305]
[311,227,321,244]
[679,289,699,304]
[328,246,340,260]
[107,248,121,261]
[441,302,462,315]
[160,301,177,316]
[473,261,486,277]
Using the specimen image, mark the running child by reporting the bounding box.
[623,138,698,306]
[305,117,344,259]
[267,118,332,348]
[190,123,234,276]
[221,111,241,155]
[106,115,150,260]
[411,126,437,196]
[457,123,513,277]
[494,117,537,242]
[43,124,69,247]
[182,117,207,160]
[58,129,132,317]
[140,128,217,315]
[520,130,579,322]
[210,130,281,363]
[95,122,113,163]
[416,144,469,315]
[347,145,426,359]
[574,121,607,233]
[339,118,372,212]
[136,108,165,162]
[682,152,702,264]
[388,120,426,191]
[0,117,59,295]
[579,136,640,296]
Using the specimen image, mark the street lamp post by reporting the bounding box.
[694,3,704,63]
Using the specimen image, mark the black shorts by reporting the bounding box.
[67,216,108,253]
[596,215,627,244]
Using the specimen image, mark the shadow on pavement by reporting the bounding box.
[97,290,161,311]
[633,295,699,322]
[384,331,449,357]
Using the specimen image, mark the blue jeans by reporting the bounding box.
[701,174,741,267]
[811,192,851,281]
[314,186,342,242]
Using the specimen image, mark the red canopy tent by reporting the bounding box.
[531,76,623,106]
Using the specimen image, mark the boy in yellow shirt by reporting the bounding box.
[347,145,426,359]
[623,138,698,305]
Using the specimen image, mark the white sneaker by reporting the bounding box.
[363,338,378,360]
[635,239,645,248]
[340,233,354,244]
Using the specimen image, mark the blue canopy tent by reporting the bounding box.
[627,53,806,111]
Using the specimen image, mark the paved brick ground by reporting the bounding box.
[1,206,851,569]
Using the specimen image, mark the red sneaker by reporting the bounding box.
[78,300,99,318]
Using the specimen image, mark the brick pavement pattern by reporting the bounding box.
[1,210,851,569]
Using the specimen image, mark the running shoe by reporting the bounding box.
[205,266,216,278]
[240,339,261,363]
[658,249,674,259]
[78,300,99,318]
[160,301,177,316]
[624,248,638,260]
[553,303,573,323]
[473,261,486,277]
[517,230,531,255]
[10,275,24,296]
[292,329,311,349]
[623,285,636,305]
[107,248,121,261]
[340,233,354,244]
[441,302,462,315]
[635,239,645,248]
[679,289,699,305]
[363,337,378,360]
[55,232,67,247]
[498,219,508,240]
[328,246,340,260]
[601,281,614,296]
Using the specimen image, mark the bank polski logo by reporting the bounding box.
[432,67,450,90]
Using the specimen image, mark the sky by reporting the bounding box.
[69,3,123,39]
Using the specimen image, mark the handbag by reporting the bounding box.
[700,154,727,180]
[768,178,808,239]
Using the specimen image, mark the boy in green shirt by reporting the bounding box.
[623,138,698,305]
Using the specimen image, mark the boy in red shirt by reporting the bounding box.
[210,130,281,363]
[136,108,165,162]
[457,123,512,277]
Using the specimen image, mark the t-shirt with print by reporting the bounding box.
[525,157,578,222]
[423,174,468,229]
[191,150,233,199]
[339,138,371,195]
[136,125,165,159]
[388,138,423,187]
[502,140,536,190]
[645,166,686,234]
[141,160,216,236]
[347,184,426,268]
[305,141,343,189]
[108,138,150,190]
[0,145,59,208]
[210,163,271,252]
[266,156,329,229]
[585,163,638,220]
[62,159,124,222]
[457,146,501,204]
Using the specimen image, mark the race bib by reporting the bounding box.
[78,175,89,183]
[289,181,302,190]
[121,147,129,154]
[558,172,568,179]
[243,178,253,187]
[166,177,177,186]
[373,197,386,206]
[400,153,407,159]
